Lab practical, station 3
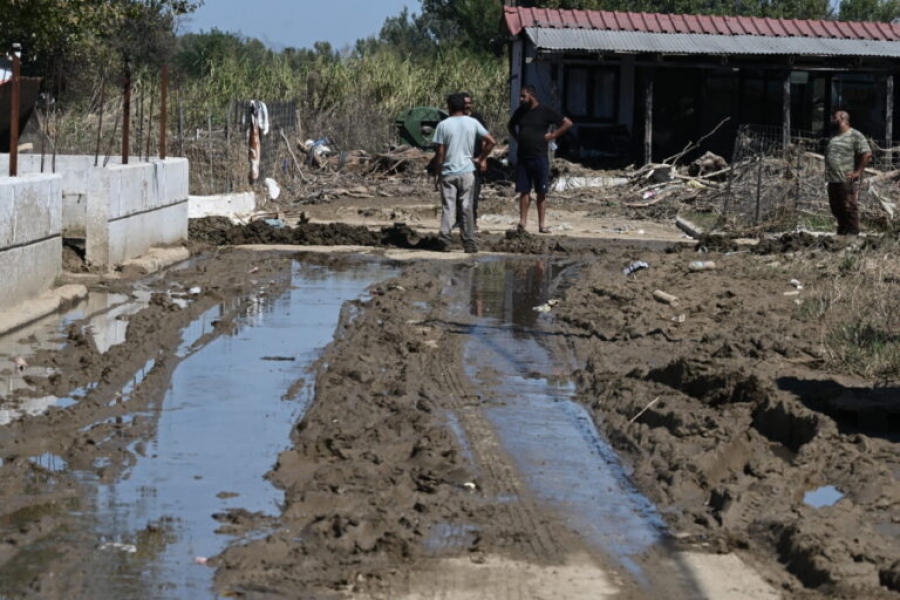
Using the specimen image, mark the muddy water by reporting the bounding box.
[453,259,678,585]
[5,258,397,599]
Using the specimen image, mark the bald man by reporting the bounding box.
[825,110,872,236]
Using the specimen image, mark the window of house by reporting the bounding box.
[565,67,617,122]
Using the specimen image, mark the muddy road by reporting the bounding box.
[0,183,898,599]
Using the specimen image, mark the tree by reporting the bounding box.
[837,0,900,21]
[419,0,505,56]
[0,0,203,76]
[374,7,438,58]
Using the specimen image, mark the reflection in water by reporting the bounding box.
[2,256,398,600]
[459,258,667,580]
[469,259,553,331]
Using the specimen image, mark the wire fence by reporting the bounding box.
[18,92,305,196]
[722,124,899,230]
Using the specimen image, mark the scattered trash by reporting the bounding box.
[629,396,660,423]
[623,260,649,276]
[688,260,717,272]
[12,356,27,372]
[652,290,679,306]
[553,176,628,192]
[671,314,686,323]
[189,287,202,295]
[784,290,800,296]
[247,266,259,274]
[194,556,209,565]
[263,218,285,228]
[99,542,137,553]
[264,178,281,200]
[463,482,477,491]
[532,300,560,313]
[675,216,704,239]
[789,278,803,289]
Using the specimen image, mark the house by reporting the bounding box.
[502,6,900,166]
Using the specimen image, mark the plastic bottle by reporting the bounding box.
[623,260,649,276]
[688,260,716,272]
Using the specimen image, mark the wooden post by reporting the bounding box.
[886,74,894,167]
[9,44,21,177]
[644,70,654,166]
[782,71,791,154]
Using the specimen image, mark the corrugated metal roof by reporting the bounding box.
[504,6,900,42]
[525,27,900,58]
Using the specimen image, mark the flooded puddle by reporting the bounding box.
[2,257,397,599]
[804,485,844,508]
[454,259,669,577]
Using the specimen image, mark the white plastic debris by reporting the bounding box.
[264,178,281,200]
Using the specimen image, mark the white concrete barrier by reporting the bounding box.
[0,155,189,267]
[188,192,257,220]
[0,173,63,310]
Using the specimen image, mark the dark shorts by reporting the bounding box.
[515,156,550,195]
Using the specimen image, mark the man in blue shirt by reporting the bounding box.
[433,93,497,253]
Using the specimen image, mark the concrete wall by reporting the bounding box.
[0,155,189,267]
[0,174,62,309]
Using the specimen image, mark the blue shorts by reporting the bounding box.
[515,156,550,195]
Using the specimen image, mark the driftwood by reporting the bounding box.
[663,117,731,166]
[280,130,310,183]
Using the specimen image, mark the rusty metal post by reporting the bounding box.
[9,43,21,177]
[122,61,131,165]
[159,64,168,159]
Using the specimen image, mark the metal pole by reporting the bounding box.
[886,74,894,168]
[9,43,21,177]
[94,76,106,166]
[122,61,131,164]
[159,64,168,160]
[644,71,654,165]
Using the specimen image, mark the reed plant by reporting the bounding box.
[797,240,900,384]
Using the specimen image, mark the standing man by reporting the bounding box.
[463,92,487,228]
[507,85,572,233]
[433,92,497,253]
[825,110,872,236]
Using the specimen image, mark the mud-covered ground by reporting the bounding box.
[0,175,899,599]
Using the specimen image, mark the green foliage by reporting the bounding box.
[418,0,504,56]
[0,0,202,103]
[837,0,900,21]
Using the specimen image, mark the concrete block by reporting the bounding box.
[0,175,61,248]
[0,238,62,309]
[189,192,257,219]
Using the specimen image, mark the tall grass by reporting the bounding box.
[797,242,900,384]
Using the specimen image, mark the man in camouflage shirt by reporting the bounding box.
[825,110,872,236]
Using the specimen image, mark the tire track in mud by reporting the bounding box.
[429,349,568,563]
[406,262,719,600]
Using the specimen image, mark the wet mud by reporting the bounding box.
[0,202,898,599]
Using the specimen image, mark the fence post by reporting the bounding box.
[755,153,763,225]
[159,64,167,160]
[122,61,131,165]
[886,74,894,168]
[8,43,21,177]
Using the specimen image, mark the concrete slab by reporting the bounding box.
[189,192,257,220]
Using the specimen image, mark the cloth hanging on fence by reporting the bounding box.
[244,100,269,183]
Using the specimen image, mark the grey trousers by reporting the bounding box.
[439,172,476,245]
